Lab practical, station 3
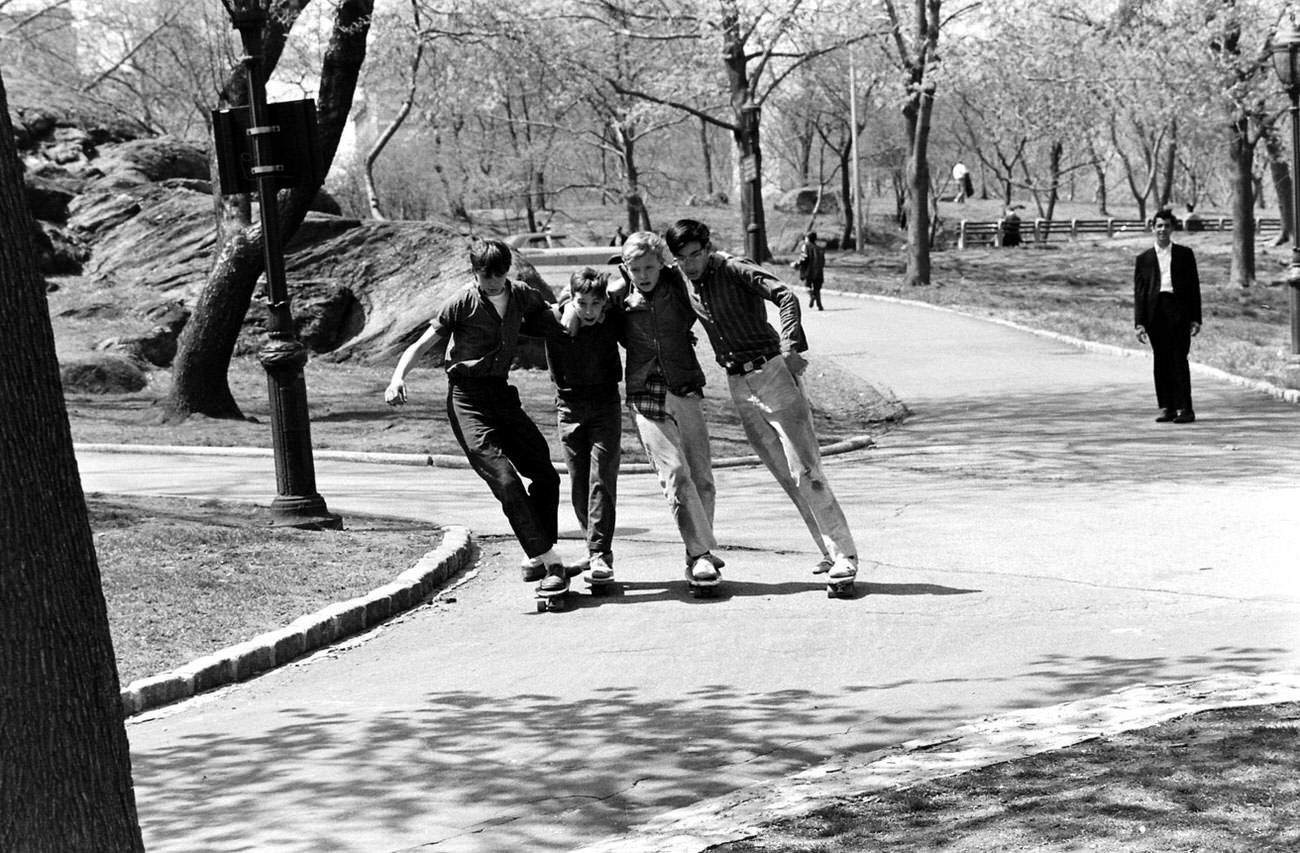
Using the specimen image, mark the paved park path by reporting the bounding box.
[77,292,1300,852]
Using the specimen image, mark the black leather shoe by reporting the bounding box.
[1155,409,1176,422]
[1173,409,1195,423]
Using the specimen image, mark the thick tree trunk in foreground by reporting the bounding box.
[0,71,144,853]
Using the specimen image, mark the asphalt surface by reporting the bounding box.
[77,292,1300,852]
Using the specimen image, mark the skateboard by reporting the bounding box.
[584,572,620,596]
[688,577,721,599]
[826,577,855,599]
[534,581,570,612]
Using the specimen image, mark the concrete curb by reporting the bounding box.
[76,435,878,474]
[118,526,475,718]
[574,670,1300,853]
[830,289,1300,406]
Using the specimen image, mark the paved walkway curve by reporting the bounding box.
[80,294,1300,852]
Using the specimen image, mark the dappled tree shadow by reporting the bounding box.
[129,645,1290,851]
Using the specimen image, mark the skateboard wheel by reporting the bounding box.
[536,600,548,612]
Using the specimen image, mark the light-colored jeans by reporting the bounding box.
[632,391,716,560]
[727,358,857,562]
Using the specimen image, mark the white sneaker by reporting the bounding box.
[687,555,721,584]
[828,556,858,581]
[587,554,614,583]
[520,556,545,582]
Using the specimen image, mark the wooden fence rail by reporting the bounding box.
[956,216,1284,249]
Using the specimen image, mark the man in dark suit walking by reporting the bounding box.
[1134,208,1202,423]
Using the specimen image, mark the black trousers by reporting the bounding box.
[1147,292,1193,412]
[447,379,559,558]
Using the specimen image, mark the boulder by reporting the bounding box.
[95,326,178,368]
[24,173,78,221]
[60,354,148,393]
[775,186,840,214]
[35,221,89,274]
[87,136,208,187]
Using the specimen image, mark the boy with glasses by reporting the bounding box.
[665,219,860,595]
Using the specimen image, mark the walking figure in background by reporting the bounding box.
[385,238,575,599]
[952,161,973,203]
[791,231,826,310]
[1134,208,1202,424]
[548,268,623,591]
[665,219,861,597]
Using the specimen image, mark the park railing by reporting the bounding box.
[956,216,1284,249]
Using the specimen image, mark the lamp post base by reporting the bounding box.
[269,494,343,530]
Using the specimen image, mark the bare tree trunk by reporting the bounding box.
[1157,118,1177,210]
[699,117,715,197]
[1087,138,1110,216]
[0,70,145,853]
[364,0,424,220]
[1229,117,1257,288]
[1039,139,1063,240]
[838,141,855,248]
[165,0,372,421]
[722,6,770,262]
[903,87,933,285]
[1265,125,1293,244]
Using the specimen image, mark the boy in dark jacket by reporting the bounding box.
[547,268,623,583]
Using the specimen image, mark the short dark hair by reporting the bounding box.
[569,267,609,298]
[468,238,512,277]
[664,219,710,255]
[1152,208,1178,226]
[806,231,818,242]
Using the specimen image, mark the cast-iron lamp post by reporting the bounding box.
[223,0,340,528]
[1272,16,1300,361]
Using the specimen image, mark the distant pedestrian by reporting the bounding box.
[612,231,726,587]
[952,161,973,203]
[609,225,628,247]
[665,218,861,589]
[1000,208,1022,248]
[547,268,623,584]
[1134,208,1202,424]
[791,231,826,310]
[384,237,574,594]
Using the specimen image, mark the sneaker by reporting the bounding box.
[828,556,858,581]
[812,556,833,575]
[538,564,569,593]
[520,556,545,583]
[587,554,615,583]
[687,554,721,584]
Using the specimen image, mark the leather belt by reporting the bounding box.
[725,355,772,376]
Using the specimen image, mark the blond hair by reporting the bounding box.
[621,231,670,265]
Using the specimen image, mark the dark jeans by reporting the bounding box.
[805,279,823,310]
[1147,293,1193,412]
[556,393,622,561]
[447,379,559,558]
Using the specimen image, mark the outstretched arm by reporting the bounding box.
[386,323,445,406]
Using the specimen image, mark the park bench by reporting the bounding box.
[956,220,1003,248]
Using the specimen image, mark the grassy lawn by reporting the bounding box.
[92,494,442,685]
[715,701,1300,852]
[822,229,1298,391]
